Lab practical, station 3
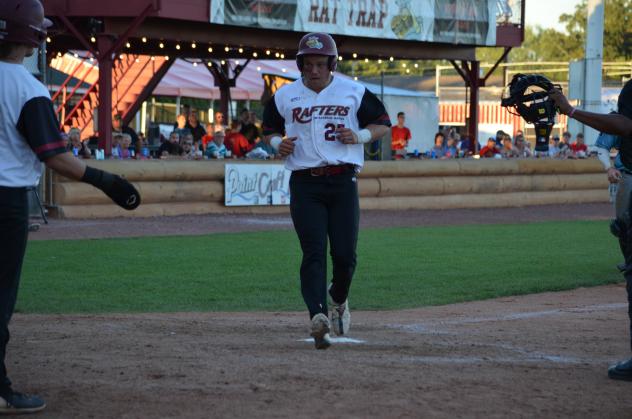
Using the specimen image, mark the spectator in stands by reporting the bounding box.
[227,121,253,157]
[174,114,191,138]
[187,110,206,143]
[254,137,276,158]
[112,113,139,151]
[240,108,258,143]
[458,135,473,156]
[557,131,571,158]
[181,133,194,147]
[60,132,69,149]
[213,111,227,134]
[571,132,588,158]
[181,136,203,160]
[206,130,227,159]
[548,136,561,158]
[202,124,214,152]
[560,131,571,149]
[479,137,501,158]
[430,132,446,159]
[118,133,133,159]
[66,127,91,158]
[158,132,182,157]
[250,111,262,131]
[391,111,411,159]
[495,129,505,147]
[444,136,458,158]
[514,133,532,158]
[501,135,519,158]
[136,135,150,159]
[110,132,124,158]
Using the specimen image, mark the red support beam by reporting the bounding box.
[97,35,114,156]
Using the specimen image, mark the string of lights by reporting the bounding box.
[44,35,430,76]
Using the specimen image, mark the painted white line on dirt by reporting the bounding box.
[388,303,627,332]
[241,218,292,225]
[399,354,586,365]
[299,337,366,344]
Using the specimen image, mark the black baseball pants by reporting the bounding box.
[0,186,29,396]
[289,171,359,319]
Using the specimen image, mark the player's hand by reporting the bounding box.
[336,127,358,144]
[548,89,573,115]
[607,167,623,184]
[278,136,297,156]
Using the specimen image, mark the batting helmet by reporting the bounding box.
[0,0,52,48]
[296,32,338,72]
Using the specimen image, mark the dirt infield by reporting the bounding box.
[15,203,631,417]
[10,285,631,418]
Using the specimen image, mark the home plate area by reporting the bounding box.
[9,284,632,418]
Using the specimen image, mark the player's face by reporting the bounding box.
[302,55,332,92]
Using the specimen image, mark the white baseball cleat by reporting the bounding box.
[310,313,331,350]
[331,299,350,336]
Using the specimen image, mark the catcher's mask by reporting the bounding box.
[501,73,561,152]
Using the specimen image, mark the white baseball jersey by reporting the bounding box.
[263,76,390,171]
[0,61,66,187]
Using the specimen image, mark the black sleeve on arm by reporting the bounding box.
[262,95,286,136]
[16,97,67,161]
[357,89,392,129]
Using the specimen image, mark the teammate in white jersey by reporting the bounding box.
[263,33,391,349]
[0,0,140,413]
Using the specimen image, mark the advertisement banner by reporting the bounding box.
[224,164,291,206]
[211,0,496,46]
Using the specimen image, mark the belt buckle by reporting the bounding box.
[310,167,323,176]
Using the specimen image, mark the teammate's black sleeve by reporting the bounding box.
[262,95,285,136]
[16,97,67,161]
[357,89,392,129]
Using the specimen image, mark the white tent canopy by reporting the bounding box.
[154,59,434,101]
[154,59,298,100]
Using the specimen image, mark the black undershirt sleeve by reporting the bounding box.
[357,89,392,129]
[16,97,67,161]
[262,95,286,136]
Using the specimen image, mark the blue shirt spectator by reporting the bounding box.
[595,132,623,169]
[430,132,446,159]
[205,131,227,159]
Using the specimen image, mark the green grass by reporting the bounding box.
[18,220,622,314]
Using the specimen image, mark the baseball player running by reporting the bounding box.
[551,83,632,381]
[263,33,391,349]
[0,0,140,413]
